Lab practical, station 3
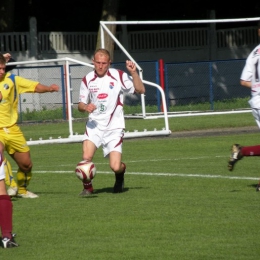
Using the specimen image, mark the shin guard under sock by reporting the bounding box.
[17,170,32,194]
[4,158,17,188]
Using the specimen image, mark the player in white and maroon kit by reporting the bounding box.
[228,22,260,191]
[77,48,145,195]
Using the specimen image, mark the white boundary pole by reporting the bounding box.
[65,59,73,136]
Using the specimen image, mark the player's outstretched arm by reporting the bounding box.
[240,80,251,88]
[34,83,59,93]
[125,60,145,94]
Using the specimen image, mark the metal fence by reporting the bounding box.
[0,25,258,53]
[0,32,29,52]
[164,59,248,109]
[10,57,249,124]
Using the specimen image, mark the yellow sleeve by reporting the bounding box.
[15,75,39,94]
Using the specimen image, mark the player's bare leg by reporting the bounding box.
[78,140,96,196]
[110,151,126,193]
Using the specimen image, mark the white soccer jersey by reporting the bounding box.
[240,44,260,97]
[79,68,135,130]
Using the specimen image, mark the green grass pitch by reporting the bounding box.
[2,113,260,259]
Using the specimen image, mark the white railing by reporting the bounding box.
[38,32,98,52]
[0,32,29,51]
[129,28,208,50]
[0,24,259,53]
[217,26,258,48]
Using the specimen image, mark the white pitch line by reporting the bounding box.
[32,170,259,180]
[56,155,227,167]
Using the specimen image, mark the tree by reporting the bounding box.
[95,0,120,61]
[0,0,15,32]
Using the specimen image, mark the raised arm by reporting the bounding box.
[3,53,11,62]
[126,60,145,94]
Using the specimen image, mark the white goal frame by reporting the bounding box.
[8,57,170,145]
[99,17,260,118]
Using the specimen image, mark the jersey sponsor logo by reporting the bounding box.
[109,82,114,89]
[98,103,107,113]
[89,85,99,93]
[97,93,108,99]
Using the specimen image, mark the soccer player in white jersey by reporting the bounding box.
[228,21,260,191]
[77,48,145,195]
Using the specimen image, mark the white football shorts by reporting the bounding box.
[83,121,124,157]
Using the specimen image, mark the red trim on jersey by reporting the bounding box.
[114,136,123,148]
[89,74,97,83]
[117,70,126,88]
[82,76,87,87]
[106,95,123,127]
[85,128,89,137]
[82,74,97,89]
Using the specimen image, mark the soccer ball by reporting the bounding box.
[75,160,96,181]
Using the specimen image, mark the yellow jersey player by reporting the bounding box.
[0,53,59,198]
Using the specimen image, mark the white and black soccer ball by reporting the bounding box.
[75,160,96,181]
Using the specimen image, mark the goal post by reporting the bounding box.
[7,57,171,146]
[99,16,260,118]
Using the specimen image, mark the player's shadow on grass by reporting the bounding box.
[248,183,259,190]
[231,183,259,192]
[79,194,99,199]
[94,187,129,194]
